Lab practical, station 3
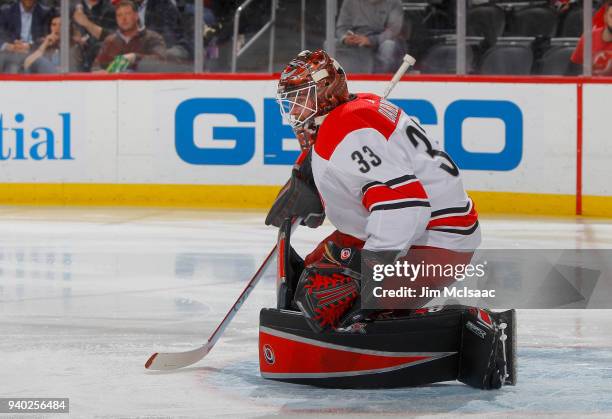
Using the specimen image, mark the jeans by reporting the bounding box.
[335,39,406,74]
[0,51,27,73]
[27,56,59,73]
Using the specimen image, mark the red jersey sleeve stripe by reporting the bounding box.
[362,181,429,212]
[394,181,428,200]
[427,206,478,229]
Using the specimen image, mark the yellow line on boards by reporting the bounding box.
[582,195,612,218]
[0,183,610,217]
[467,191,576,216]
[0,183,281,208]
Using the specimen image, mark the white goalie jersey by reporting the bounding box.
[311,93,481,251]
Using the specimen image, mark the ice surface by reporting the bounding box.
[1,207,611,417]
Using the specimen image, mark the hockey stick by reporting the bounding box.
[382,54,416,99]
[145,217,301,370]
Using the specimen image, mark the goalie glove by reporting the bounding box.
[294,261,360,333]
[293,241,363,332]
[265,151,325,228]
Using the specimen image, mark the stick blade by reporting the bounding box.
[144,345,211,370]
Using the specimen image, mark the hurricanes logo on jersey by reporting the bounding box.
[378,99,399,123]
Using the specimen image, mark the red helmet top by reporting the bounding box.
[277,49,349,150]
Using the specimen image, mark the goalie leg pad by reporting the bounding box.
[458,308,517,389]
[259,305,517,389]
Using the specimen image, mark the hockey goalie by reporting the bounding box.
[259,49,516,390]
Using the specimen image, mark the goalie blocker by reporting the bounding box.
[259,306,516,389]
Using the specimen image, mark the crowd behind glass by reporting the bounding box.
[0,0,609,75]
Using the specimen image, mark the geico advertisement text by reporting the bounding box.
[174,97,523,171]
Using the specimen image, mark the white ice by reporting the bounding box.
[1,207,612,418]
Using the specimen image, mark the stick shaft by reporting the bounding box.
[206,244,277,348]
[205,217,301,350]
[145,218,301,370]
[383,54,416,99]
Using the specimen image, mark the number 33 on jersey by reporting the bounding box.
[311,93,481,252]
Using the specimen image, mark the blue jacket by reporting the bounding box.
[0,2,52,46]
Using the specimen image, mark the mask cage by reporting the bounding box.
[277,83,318,128]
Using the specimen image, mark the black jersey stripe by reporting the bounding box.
[370,200,431,212]
[362,175,418,194]
[430,201,472,218]
[385,174,417,187]
[429,221,480,235]
[361,181,384,194]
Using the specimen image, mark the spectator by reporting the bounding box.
[0,0,51,73]
[23,11,81,73]
[335,0,405,73]
[131,0,188,61]
[92,0,166,72]
[24,11,57,72]
[570,0,612,76]
[71,0,117,71]
[593,0,609,28]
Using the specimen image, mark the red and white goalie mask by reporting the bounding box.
[277,49,350,151]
